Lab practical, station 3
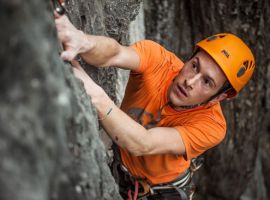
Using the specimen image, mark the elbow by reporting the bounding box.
[127,142,151,157]
[123,129,152,156]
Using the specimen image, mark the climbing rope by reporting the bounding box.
[128,180,139,200]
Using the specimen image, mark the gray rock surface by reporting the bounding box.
[129,2,145,44]
[0,0,141,200]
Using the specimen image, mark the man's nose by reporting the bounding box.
[186,74,201,89]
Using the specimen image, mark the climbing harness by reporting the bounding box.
[110,144,203,200]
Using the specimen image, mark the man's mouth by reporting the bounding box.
[175,84,188,98]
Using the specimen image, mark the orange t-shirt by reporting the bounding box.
[119,40,226,185]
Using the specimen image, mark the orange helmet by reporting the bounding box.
[195,33,255,96]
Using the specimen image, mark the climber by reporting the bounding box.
[54,13,255,200]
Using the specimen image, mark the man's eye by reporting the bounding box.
[204,79,211,86]
[192,63,197,69]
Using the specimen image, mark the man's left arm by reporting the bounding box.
[72,61,186,156]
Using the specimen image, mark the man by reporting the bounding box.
[55,13,255,200]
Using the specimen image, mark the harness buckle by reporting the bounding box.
[137,180,152,196]
[190,156,204,172]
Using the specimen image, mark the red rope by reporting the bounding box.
[127,180,139,200]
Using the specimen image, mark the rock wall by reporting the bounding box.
[0,0,141,200]
[129,2,145,44]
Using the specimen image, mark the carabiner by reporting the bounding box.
[52,0,66,15]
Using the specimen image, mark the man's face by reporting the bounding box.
[168,50,227,108]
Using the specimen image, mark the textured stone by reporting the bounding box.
[0,0,141,200]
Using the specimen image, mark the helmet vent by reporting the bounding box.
[249,61,255,69]
[244,60,249,68]
[237,66,246,77]
[206,35,218,41]
[206,34,226,42]
[249,61,253,69]
[237,60,249,77]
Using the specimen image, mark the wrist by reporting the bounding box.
[88,87,110,110]
[92,91,115,118]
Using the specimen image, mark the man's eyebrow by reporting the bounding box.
[195,57,217,87]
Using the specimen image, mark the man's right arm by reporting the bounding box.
[80,35,140,70]
[55,14,140,71]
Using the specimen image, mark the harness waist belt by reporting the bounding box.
[151,170,191,191]
[121,163,191,192]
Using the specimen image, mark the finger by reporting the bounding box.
[72,69,84,84]
[71,67,79,75]
[57,31,69,42]
[71,60,82,69]
[60,50,77,61]
[54,11,61,19]
[54,12,68,22]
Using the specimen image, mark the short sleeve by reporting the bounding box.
[175,116,226,161]
[131,40,168,74]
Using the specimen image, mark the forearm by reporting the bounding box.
[79,34,121,67]
[90,88,149,156]
[72,61,185,156]
[72,59,147,155]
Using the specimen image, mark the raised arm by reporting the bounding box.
[55,13,140,70]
